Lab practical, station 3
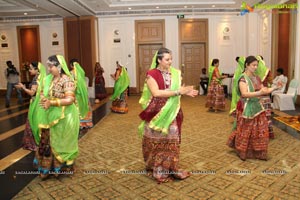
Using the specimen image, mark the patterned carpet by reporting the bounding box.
[14,96,300,200]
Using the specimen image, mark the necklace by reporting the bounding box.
[158,68,171,88]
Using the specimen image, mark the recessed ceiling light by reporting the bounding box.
[24,12,28,15]
[184,6,187,8]
[128,7,131,10]
[156,6,159,9]
[212,5,215,7]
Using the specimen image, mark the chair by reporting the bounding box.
[273,79,299,111]
[85,77,95,99]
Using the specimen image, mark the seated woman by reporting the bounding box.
[110,61,130,113]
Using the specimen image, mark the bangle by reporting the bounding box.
[50,99,61,106]
[175,90,180,96]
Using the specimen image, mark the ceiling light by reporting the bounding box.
[128,7,131,10]
[156,6,159,9]
[24,12,28,15]
[184,6,188,8]
[212,5,215,7]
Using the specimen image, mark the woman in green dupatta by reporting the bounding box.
[110,61,130,113]
[35,55,79,179]
[255,55,275,138]
[227,56,278,161]
[139,47,198,183]
[15,62,46,151]
[205,58,227,112]
[229,56,245,117]
[69,59,93,131]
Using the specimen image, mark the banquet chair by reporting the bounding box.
[272,79,299,111]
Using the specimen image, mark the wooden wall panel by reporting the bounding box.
[17,25,41,82]
[277,11,290,75]
[179,19,208,42]
[64,16,97,86]
[65,20,81,62]
[136,20,164,43]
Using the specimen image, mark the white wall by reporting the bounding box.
[0,12,274,89]
[99,14,251,87]
[0,19,64,89]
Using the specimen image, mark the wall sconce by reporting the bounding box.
[223,27,230,34]
[114,29,119,36]
[0,34,7,42]
[52,32,58,38]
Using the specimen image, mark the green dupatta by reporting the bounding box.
[255,56,269,82]
[239,74,264,119]
[229,56,245,115]
[138,51,181,136]
[73,62,89,118]
[39,55,79,163]
[28,62,47,144]
[110,67,130,101]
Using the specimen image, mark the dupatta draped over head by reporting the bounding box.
[110,65,130,101]
[28,62,47,144]
[138,51,181,136]
[73,62,89,119]
[39,55,79,164]
[255,55,269,83]
[230,56,245,115]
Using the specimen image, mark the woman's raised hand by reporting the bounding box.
[180,85,198,97]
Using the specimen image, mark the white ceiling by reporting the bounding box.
[0,0,267,19]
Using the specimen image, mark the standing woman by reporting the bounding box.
[36,55,79,179]
[205,59,226,112]
[139,47,198,183]
[110,61,130,113]
[229,56,245,117]
[255,56,274,139]
[94,62,107,101]
[69,59,93,130]
[227,56,277,161]
[15,62,46,151]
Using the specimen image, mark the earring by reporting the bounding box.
[57,66,61,74]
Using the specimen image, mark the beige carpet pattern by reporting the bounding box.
[14,96,300,200]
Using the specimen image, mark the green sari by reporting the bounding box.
[39,55,80,164]
[28,62,47,145]
[110,67,130,101]
[73,62,89,119]
[255,56,269,83]
[229,57,245,115]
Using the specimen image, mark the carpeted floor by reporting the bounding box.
[13,96,300,200]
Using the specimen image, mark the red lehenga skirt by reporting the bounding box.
[111,89,128,114]
[205,80,225,110]
[261,96,274,139]
[227,101,270,160]
[22,119,37,151]
[142,121,190,183]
